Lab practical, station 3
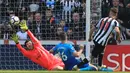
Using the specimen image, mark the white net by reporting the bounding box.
[0,0,102,70]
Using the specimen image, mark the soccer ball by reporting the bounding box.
[10,16,20,25]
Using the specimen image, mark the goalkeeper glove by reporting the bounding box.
[11,33,19,44]
[19,20,28,31]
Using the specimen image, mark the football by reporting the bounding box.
[10,16,20,25]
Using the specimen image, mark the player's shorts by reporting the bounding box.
[48,57,65,70]
[92,40,105,57]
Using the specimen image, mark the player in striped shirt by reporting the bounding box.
[89,7,121,66]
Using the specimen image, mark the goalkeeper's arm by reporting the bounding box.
[11,33,27,55]
[20,20,40,44]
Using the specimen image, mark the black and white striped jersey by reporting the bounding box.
[61,0,74,22]
[93,17,119,46]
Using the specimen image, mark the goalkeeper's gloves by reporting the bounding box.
[11,33,19,44]
[19,20,28,31]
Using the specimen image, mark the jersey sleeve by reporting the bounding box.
[95,18,103,28]
[52,46,58,54]
[16,43,27,56]
[69,44,76,54]
[27,30,40,44]
[115,20,119,27]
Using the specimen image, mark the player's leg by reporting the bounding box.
[99,66,113,72]
[77,58,89,67]
[78,63,98,71]
[92,44,105,58]
[91,41,105,66]
[98,53,104,66]
[51,62,64,70]
[52,65,64,70]
[51,57,65,70]
[72,58,89,71]
[99,65,120,72]
[73,58,98,71]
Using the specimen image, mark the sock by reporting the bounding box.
[77,58,89,67]
[79,66,97,71]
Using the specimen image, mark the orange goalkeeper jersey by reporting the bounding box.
[16,30,64,70]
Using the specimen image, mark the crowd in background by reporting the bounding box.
[0,0,86,40]
[0,0,130,41]
[102,0,130,41]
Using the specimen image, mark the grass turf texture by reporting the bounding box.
[0,70,129,73]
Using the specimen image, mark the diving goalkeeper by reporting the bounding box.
[11,20,64,70]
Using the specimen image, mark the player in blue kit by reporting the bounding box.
[50,32,97,71]
[50,32,120,72]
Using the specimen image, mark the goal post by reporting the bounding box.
[85,0,102,60]
[85,0,91,60]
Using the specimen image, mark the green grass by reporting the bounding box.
[0,70,129,73]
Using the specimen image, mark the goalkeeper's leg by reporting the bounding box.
[51,57,65,70]
[52,66,64,71]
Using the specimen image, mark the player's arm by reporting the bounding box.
[69,44,84,57]
[49,47,55,53]
[26,30,40,44]
[89,18,103,41]
[11,33,27,55]
[73,44,84,57]
[49,46,57,54]
[115,26,121,43]
[20,20,40,44]
[114,21,121,43]
[16,43,28,55]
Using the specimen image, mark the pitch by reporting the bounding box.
[0,70,129,73]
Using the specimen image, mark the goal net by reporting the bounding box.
[0,0,101,70]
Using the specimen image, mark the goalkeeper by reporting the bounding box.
[11,20,64,70]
